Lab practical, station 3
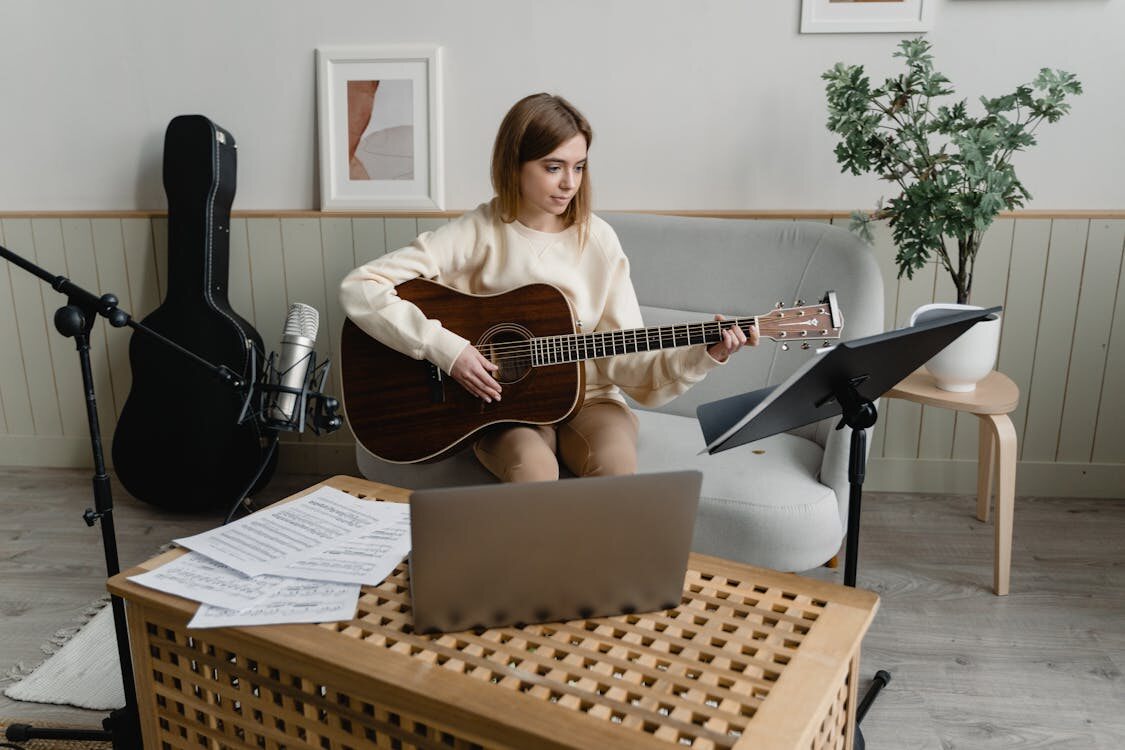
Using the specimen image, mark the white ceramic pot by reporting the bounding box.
[910,303,1002,392]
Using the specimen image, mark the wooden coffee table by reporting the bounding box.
[108,475,879,750]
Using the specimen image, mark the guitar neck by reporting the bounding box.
[530,318,757,366]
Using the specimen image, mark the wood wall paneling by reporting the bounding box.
[152,218,168,303]
[1056,221,1125,463]
[320,217,359,449]
[1021,220,1088,462]
[995,219,1052,463]
[246,218,288,362]
[1092,226,1125,464]
[111,218,162,443]
[417,217,452,235]
[2,211,1123,498]
[0,220,34,435]
[351,218,388,265]
[13,219,64,438]
[227,218,256,334]
[384,217,420,253]
[0,221,6,433]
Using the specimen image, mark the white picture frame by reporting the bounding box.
[316,45,443,210]
[800,0,934,34]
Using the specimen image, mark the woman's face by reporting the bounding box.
[517,133,587,231]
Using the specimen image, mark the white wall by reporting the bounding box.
[1,0,1121,212]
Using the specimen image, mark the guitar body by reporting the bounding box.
[341,279,583,463]
[112,116,277,510]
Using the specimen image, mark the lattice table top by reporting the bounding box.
[110,475,879,750]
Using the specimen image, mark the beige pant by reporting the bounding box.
[473,400,639,482]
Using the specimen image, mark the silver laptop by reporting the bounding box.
[408,470,702,633]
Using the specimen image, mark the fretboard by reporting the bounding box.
[530,319,756,366]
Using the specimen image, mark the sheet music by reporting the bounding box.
[127,551,286,610]
[280,502,410,585]
[174,486,398,577]
[187,579,361,629]
[131,487,414,627]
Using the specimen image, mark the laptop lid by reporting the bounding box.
[408,470,702,633]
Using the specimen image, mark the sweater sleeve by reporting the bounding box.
[592,235,724,408]
[339,214,479,375]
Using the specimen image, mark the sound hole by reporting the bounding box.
[479,324,533,385]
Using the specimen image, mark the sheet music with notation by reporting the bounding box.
[280,504,410,585]
[173,486,405,578]
[124,486,413,627]
[187,579,361,629]
[127,551,288,610]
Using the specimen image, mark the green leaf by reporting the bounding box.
[822,42,1080,298]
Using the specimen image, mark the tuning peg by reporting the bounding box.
[776,301,785,309]
[795,299,805,307]
[780,343,790,351]
[801,342,810,350]
[823,341,832,348]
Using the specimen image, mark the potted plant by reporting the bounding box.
[822,39,1081,390]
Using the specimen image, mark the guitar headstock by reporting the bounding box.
[757,292,844,350]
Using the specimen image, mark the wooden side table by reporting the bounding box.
[885,369,1020,595]
[108,476,879,750]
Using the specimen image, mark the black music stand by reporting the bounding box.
[697,305,1001,747]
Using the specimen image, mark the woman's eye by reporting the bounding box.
[546,165,560,173]
[575,164,585,172]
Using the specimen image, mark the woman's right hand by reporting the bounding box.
[450,345,502,403]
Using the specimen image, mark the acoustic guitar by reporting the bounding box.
[341,279,844,463]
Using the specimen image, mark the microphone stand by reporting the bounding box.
[1,243,249,750]
[222,346,341,525]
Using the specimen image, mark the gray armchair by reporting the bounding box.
[353,214,884,572]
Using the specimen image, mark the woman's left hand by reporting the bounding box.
[707,314,757,362]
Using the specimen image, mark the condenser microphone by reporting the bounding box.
[267,302,319,425]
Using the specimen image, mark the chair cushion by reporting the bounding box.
[356,441,496,489]
[355,409,844,572]
[634,410,844,572]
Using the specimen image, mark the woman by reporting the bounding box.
[340,93,756,482]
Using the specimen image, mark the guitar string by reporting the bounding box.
[474,319,756,359]
[473,317,834,361]
[476,323,836,365]
[479,326,830,362]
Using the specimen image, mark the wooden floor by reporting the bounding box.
[1,467,1122,749]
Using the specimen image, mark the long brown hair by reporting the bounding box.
[491,93,593,242]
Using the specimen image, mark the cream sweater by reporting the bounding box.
[339,202,722,408]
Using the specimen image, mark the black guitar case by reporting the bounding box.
[112,115,277,510]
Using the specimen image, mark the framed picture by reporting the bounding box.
[316,45,443,210]
[801,0,933,34]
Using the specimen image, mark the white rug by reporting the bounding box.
[3,604,124,711]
